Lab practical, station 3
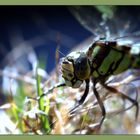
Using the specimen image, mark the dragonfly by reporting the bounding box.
[30,6,140,132]
[36,36,140,130]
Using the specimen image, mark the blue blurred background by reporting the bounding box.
[0,6,92,73]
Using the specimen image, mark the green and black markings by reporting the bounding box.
[88,41,137,77]
[37,39,140,131]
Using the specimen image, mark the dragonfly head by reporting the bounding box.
[61,51,91,88]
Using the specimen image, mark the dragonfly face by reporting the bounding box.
[61,51,91,88]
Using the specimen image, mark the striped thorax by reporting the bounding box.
[61,40,140,87]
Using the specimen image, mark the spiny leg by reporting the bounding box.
[27,82,66,101]
[101,83,139,120]
[26,82,67,129]
[92,79,106,129]
[106,72,140,87]
[105,74,139,116]
[69,79,90,115]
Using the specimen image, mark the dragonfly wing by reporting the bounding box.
[69,6,140,39]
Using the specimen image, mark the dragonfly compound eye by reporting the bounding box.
[74,53,91,80]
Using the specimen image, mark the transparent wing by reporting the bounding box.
[69,6,140,39]
[69,6,140,55]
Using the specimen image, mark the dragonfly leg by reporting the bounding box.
[101,83,139,120]
[92,79,106,130]
[69,79,90,114]
[107,72,140,87]
[27,82,66,101]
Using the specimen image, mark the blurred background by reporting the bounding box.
[0,6,92,73]
[0,6,140,134]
